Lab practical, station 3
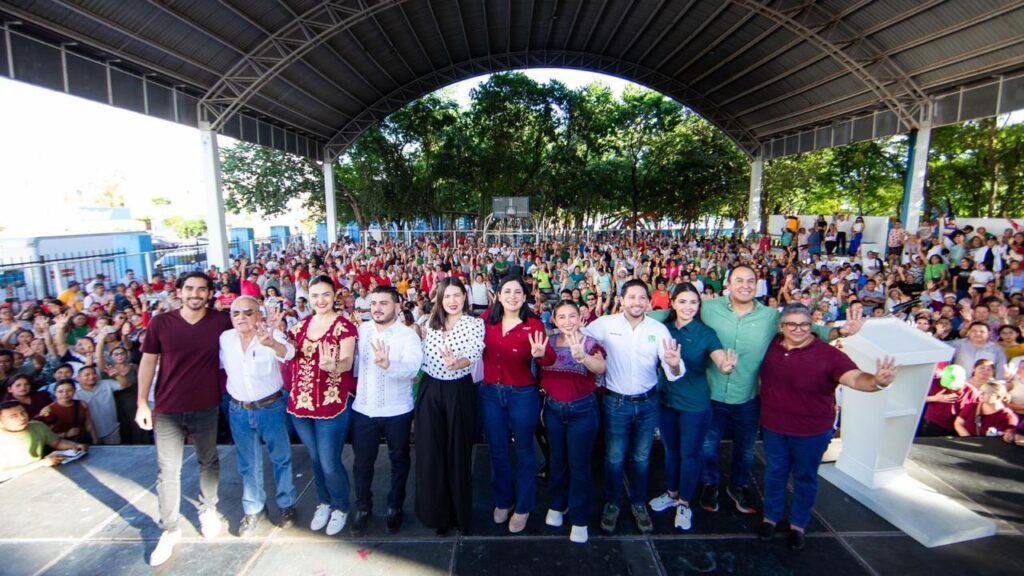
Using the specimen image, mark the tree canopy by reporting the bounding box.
[220,72,1024,233]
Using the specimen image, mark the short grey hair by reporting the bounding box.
[231,295,261,310]
[779,302,812,321]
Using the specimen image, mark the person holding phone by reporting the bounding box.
[1,399,88,482]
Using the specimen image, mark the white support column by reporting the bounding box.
[747,153,764,237]
[323,155,338,245]
[199,123,229,271]
[902,114,932,234]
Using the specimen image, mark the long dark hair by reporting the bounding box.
[429,277,471,331]
[664,283,702,326]
[308,275,338,312]
[486,276,539,325]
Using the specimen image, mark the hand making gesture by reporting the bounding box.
[720,349,738,374]
[371,339,390,370]
[842,306,865,336]
[663,338,682,371]
[566,331,586,363]
[439,343,461,370]
[318,341,341,373]
[528,331,549,358]
[874,356,898,388]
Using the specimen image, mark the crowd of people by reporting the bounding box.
[2,216,1023,565]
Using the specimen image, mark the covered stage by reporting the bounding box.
[1,437,1021,576]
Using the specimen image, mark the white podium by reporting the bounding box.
[818,317,997,547]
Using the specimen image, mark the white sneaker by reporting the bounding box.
[310,503,332,531]
[325,509,348,536]
[674,504,693,531]
[149,529,181,566]
[198,508,222,539]
[545,509,565,527]
[649,492,678,513]
[569,525,589,544]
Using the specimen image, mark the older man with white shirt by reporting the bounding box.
[584,278,685,534]
[349,286,423,536]
[220,296,297,537]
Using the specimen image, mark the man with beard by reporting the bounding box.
[697,265,863,517]
[135,272,232,567]
[349,286,423,535]
[584,279,684,534]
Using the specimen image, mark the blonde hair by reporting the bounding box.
[979,380,1011,403]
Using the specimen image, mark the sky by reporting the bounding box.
[0,69,631,237]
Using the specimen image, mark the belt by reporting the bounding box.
[232,390,283,410]
[604,388,657,402]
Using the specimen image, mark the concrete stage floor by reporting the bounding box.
[1,437,1021,576]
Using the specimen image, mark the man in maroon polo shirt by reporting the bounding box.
[135,272,233,567]
[757,303,897,550]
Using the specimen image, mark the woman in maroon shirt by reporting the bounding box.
[283,275,357,537]
[539,300,606,544]
[758,303,897,550]
[955,380,1019,437]
[4,373,50,419]
[480,276,555,533]
[919,360,986,436]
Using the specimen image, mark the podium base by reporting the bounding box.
[819,462,997,548]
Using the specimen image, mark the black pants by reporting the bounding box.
[836,232,847,255]
[917,419,954,438]
[351,409,413,513]
[414,374,477,531]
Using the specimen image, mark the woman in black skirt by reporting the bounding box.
[414,277,485,534]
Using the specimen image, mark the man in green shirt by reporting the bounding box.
[1,400,87,482]
[697,265,863,515]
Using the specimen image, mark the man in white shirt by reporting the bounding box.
[354,286,371,322]
[350,286,423,536]
[584,279,684,534]
[219,296,296,537]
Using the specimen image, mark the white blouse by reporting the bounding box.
[421,314,485,380]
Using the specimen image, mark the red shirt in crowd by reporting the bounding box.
[141,309,232,413]
[240,279,261,297]
[957,402,1019,437]
[923,380,978,431]
[759,335,858,437]
[481,315,556,386]
[539,336,605,402]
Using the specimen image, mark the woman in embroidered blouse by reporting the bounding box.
[539,300,606,544]
[284,275,358,536]
[414,277,484,535]
[481,276,556,533]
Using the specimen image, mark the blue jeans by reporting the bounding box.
[544,394,599,526]
[603,393,659,506]
[702,397,760,489]
[762,428,834,529]
[291,407,352,511]
[228,395,297,516]
[479,384,541,514]
[660,404,711,504]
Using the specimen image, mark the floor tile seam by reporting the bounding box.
[236,463,319,576]
[812,509,881,576]
[29,451,197,576]
[643,537,670,576]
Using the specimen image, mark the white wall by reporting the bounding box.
[767,215,890,253]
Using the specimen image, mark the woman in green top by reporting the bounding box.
[923,254,949,290]
[648,283,737,532]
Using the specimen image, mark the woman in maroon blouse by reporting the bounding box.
[955,380,1019,437]
[283,275,357,537]
[4,373,50,419]
[539,300,606,544]
[480,276,556,533]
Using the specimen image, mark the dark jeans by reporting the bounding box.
[291,407,352,511]
[479,383,541,514]
[762,428,834,529]
[154,407,220,532]
[603,392,659,506]
[660,404,711,504]
[701,397,760,489]
[836,232,847,255]
[350,409,413,513]
[228,395,296,516]
[544,394,599,526]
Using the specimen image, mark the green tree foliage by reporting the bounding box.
[162,216,207,239]
[219,72,1024,232]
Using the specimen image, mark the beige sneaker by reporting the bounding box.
[493,507,510,524]
[508,512,529,533]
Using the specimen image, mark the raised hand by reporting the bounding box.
[875,356,898,387]
[440,344,459,370]
[721,349,738,374]
[566,331,586,363]
[318,341,340,373]
[371,339,390,369]
[528,331,549,358]
[843,306,865,336]
[264,307,283,332]
[33,316,49,335]
[55,311,71,329]
[255,321,275,348]
[663,338,682,370]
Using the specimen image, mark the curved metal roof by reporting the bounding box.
[2,0,1023,160]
